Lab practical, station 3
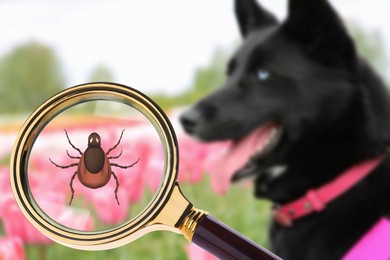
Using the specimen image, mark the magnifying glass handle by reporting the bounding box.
[193,215,282,260]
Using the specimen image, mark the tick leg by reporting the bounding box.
[49,158,78,169]
[111,158,140,169]
[64,130,83,155]
[106,129,125,156]
[108,150,122,160]
[111,172,120,206]
[66,150,80,159]
[69,172,77,205]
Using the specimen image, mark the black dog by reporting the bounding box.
[180,0,390,259]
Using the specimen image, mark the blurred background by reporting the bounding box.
[0,0,389,259]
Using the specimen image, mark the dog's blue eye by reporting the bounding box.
[257,69,270,81]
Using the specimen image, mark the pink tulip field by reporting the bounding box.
[0,111,271,260]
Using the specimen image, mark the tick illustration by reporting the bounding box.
[49,130,139,205]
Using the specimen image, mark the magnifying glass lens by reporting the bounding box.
[27,100,164,232]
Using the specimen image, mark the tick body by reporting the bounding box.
[49,130,139,205]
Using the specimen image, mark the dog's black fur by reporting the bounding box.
[180,0,390,259]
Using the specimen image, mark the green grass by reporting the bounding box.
[4,176,271,260]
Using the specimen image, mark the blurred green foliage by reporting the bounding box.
[151,48,232,110]
[74,64,117,113]
[0,42,65,113]
[190,49,230,97]
[348,21,389,82]
[89,64,115,82]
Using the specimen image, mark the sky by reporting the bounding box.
[0,0,389,95]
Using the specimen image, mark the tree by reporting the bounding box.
[151,47,232,110]
[192,49,229,95]
[88,64,114,82]
[347,21,389,83]
[177,47,233,107]
[0,42,65,113]
[79,64,116,114]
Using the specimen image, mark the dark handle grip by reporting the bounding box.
[192,215,282,260]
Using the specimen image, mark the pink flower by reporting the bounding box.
[2,190,93,243]
[38,195,94,232]
[0,135,94,243]
[85,184,130,225]
[178,134,207,184]
[187,243,218,260]
[0,167,11,218]
[142,141,164,193]
[177,132,230,192]
[0,236,25,260]
[1,168,53,244]
[1,193,53,245]
[110,139,150,203]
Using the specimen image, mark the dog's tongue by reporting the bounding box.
[209,123,276,194]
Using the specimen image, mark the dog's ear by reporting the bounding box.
[284,0,356,68]
[235,0,278,37]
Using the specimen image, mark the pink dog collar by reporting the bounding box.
[272,155,386,227]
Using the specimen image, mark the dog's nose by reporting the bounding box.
[180,109,199,135]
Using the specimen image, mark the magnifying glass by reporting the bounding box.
[10,82,281,260]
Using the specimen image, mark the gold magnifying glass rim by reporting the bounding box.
[10,82,179,250]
